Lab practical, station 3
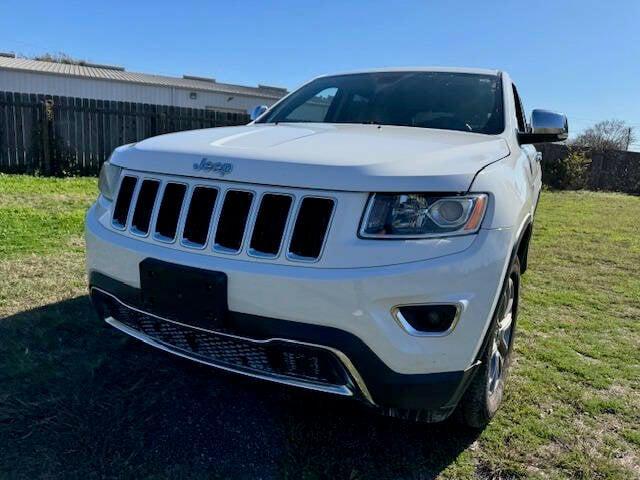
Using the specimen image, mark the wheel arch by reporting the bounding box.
[471,216,530,366]
[516,222,533,274]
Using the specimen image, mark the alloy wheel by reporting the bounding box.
[488,276,516,397]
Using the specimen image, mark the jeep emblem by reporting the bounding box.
[193,158,233,176]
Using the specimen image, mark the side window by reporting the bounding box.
[285,87,338,122]
[512,84,527,132]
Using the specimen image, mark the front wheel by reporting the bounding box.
[459,256,520,428]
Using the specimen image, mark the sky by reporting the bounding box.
[1,0,639,148]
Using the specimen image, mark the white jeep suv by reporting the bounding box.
[86,68,568,427]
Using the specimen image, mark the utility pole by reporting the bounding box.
[626,127,632,150]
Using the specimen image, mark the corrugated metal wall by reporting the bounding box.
[0,70,280,112]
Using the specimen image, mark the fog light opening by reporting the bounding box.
[394,304,460,336]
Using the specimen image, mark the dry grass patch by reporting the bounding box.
[0,241,86,318]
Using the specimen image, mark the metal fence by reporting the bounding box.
[0,91,250,176]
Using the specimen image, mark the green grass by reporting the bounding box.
[1,175,638,479]
[0,174,96,256]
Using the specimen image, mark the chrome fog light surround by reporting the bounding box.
[391,303,463,337]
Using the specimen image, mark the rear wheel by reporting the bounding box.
[459,257,520,428]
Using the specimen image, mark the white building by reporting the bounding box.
[0,54,286,113]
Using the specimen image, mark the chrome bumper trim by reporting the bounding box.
[94,287,375,405]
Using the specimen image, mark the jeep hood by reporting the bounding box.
[112,123,510,192]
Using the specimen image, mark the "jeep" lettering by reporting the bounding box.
[193,158,233,176]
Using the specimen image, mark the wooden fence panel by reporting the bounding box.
[0,91,249,176]
[7,92,16,170]
[68,96,78,170]
[50,95,61,174]
[0,92,7,171]
[20,93,32,172]
[14,93,25,170]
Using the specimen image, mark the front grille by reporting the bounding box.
[94,289,350,388]
[111,173,335,261]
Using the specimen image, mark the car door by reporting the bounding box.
[512,84,542,213]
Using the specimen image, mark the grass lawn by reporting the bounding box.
[1,174,638,479]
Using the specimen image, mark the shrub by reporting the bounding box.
[542,148,591,190]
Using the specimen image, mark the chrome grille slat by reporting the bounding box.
[206,185,228,250]
[125,178,144,232]
[110,172,336,262]
[147,180,168,239]
[173,184,195,246]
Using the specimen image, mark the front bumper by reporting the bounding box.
[86,203,513,412]
[91,287,367,400]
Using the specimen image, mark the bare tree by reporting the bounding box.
[571,119,636,151]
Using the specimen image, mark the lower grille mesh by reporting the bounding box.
[94,290,349,387]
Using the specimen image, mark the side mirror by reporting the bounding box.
[250,105,268,121]
[518,109,569,144]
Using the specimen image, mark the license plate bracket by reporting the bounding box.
[139,258,228,329]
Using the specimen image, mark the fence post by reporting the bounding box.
[41,99,55,175]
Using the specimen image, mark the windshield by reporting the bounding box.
[257,71,504,134]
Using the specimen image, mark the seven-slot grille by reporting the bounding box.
[111,174,335,262]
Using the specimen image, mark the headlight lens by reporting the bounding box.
[98,160,122,201]
[360,193,488,238]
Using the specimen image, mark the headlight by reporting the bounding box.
[98,160,122,201]
[360,193,488,238]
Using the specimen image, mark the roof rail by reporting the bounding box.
[258,84,287,93]
[183,75,216,83]
[83,62,125,71]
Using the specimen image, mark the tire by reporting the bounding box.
[458,256,520,429]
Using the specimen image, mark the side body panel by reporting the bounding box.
[466,72,541,361]
[472,72,540,232]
